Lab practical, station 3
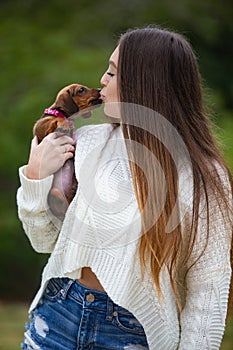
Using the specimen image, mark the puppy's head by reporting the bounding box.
[49,83,102,118]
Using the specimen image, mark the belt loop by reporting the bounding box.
[106,297,114,321]
[60,279,75,300]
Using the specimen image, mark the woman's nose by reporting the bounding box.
[100,72,107,87]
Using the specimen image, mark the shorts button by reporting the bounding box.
[86,293,95,302]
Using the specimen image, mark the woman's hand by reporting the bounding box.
[26,133,75,180]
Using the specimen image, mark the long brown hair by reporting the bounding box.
[117,26,233,311]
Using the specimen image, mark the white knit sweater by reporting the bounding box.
[17,123,232,350]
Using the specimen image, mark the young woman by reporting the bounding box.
[17,26,233,350]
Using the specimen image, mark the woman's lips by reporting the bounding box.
[100,94,105,101]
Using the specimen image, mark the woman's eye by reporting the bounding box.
[107,72,115,77]
[78,87,86,93]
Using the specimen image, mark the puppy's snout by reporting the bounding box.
[91,88,102,106]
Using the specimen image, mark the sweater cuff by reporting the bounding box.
[18,165,54,209]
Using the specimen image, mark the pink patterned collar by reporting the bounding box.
[44,108,67,119]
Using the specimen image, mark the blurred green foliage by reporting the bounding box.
[0,0,232,303]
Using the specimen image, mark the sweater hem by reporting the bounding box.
[28,244,180,350]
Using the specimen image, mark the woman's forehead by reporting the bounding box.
[109,46,119,67]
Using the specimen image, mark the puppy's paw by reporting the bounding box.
[48,188,69,220]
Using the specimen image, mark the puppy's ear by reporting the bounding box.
[33,117,59,143]
[51,87,79,117]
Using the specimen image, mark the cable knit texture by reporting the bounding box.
[17,123,232,350]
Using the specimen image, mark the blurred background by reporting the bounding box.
[0,0,232,348]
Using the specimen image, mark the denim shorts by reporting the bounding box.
[21,277,149,349]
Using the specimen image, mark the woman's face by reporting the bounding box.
[100,46,120,118]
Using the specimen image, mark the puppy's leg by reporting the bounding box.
[48,158,76,220]
[47,121,75,220]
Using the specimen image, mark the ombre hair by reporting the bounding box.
[116,26,233,312]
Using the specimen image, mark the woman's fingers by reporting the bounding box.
[26,133,75,180]
[62,144,75,154]
[47,132,75,146]
[42,133,75,159]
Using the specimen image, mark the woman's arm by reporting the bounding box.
[16,133,75,253]
[179,180,232,349]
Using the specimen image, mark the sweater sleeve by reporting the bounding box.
[179,174,232,349]
[16,124,109,254]
[16,165,62,253]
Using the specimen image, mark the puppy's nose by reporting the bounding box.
[97,88,101,92]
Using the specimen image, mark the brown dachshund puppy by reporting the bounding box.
[33,83,102,220]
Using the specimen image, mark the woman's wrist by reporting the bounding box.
[18,165,54,209]
[26,164,49,180]
[26,165,39,180]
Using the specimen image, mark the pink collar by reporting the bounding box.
[44,108,67,119]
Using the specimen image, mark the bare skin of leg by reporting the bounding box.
[78,267,106,292]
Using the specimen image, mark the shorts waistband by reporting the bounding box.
[47,278,130,319]
[74,278,111,305]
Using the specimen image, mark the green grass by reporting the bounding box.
[222,316,233,349]
[0,302,233,349]
[0,302,29,350]
[217,112,233,172]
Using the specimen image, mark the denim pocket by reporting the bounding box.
[112,311,145,335]
[43,278,65,302]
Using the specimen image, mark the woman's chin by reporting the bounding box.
[104,102,121,120]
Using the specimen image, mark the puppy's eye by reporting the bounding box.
[78,87,86,94]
